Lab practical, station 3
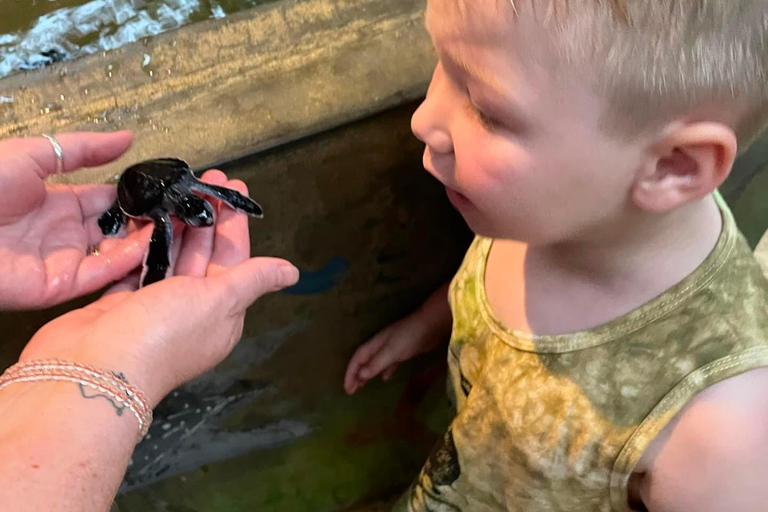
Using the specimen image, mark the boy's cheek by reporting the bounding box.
[457,152,517,193]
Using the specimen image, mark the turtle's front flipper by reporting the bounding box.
[188,179,264,218]
[167,185,215,227]
[98,201,126,236]
[141,211,173,287]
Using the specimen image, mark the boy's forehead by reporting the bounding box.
[425,0,553,78]
[425,0,602,125]
[425,0,514,38]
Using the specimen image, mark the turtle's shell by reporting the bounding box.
[117,168,165,217]
[117,159,189,217]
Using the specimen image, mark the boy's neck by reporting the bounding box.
[490,195,723,336]
[532,195,723,306]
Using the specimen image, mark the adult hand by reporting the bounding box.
[18,171,299,405]
[0,131,150,310]
[0,172,298,512]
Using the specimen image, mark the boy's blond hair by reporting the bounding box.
[512,0,768,149]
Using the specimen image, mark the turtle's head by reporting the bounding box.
[174,194,214,227]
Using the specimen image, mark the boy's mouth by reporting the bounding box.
[421,158,472,209]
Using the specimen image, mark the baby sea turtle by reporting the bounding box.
[98,158,263,287]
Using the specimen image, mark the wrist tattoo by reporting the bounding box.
[77,371,130,417]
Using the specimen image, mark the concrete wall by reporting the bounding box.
[0,0,435,184]
[728,131,768,277]
[723,130,768,249]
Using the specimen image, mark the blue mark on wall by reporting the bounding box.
[283,256,349,295]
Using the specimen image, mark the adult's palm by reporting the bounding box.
[0,131,150,310]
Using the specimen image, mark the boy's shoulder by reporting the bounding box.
[635,367,768,512]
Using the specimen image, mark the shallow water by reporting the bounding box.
[0,0,274,80]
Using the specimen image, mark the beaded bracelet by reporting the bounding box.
[0,359,153,442]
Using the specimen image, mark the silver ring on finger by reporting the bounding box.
[42,133,65,174]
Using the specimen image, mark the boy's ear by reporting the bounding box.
[632,122,737,212]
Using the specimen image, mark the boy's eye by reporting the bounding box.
[467,101,499,131]
[477,109,499,130]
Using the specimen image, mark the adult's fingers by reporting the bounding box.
[175,170,227,277]
[7,131,133,179]
[207,179,251,277]
[73,184,118,218]
[212,256,299,313]
[74,224,152,298]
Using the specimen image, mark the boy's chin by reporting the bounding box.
[463,215,548,244]
[448,194,529,241]
[461,214,506,240]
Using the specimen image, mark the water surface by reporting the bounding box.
[0,0,274,79]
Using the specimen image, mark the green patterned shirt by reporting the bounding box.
[395,195,768,512]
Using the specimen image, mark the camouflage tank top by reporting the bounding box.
[394,195,768,512]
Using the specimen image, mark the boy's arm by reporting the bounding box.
[639,368,768,512]
[416,281,453,334]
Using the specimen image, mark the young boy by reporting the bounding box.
[344,0,768,511]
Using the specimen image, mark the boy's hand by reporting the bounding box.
[344,310,443,394]
[344,283,452,395]
[344,283,453,395]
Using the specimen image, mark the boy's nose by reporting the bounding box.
[411,101,454,155]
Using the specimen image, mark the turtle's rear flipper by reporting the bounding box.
[98,201,126,236]
[141,212,173,287]
[188,180,264,218]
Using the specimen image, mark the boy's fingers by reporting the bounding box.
[359,343,400,381]
[347,358,398,394]
[382,364,398,381]
[344,359,367,394]
[344,334,389,389]
[343,373,358,395]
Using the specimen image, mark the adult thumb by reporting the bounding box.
[215,257,299,311]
